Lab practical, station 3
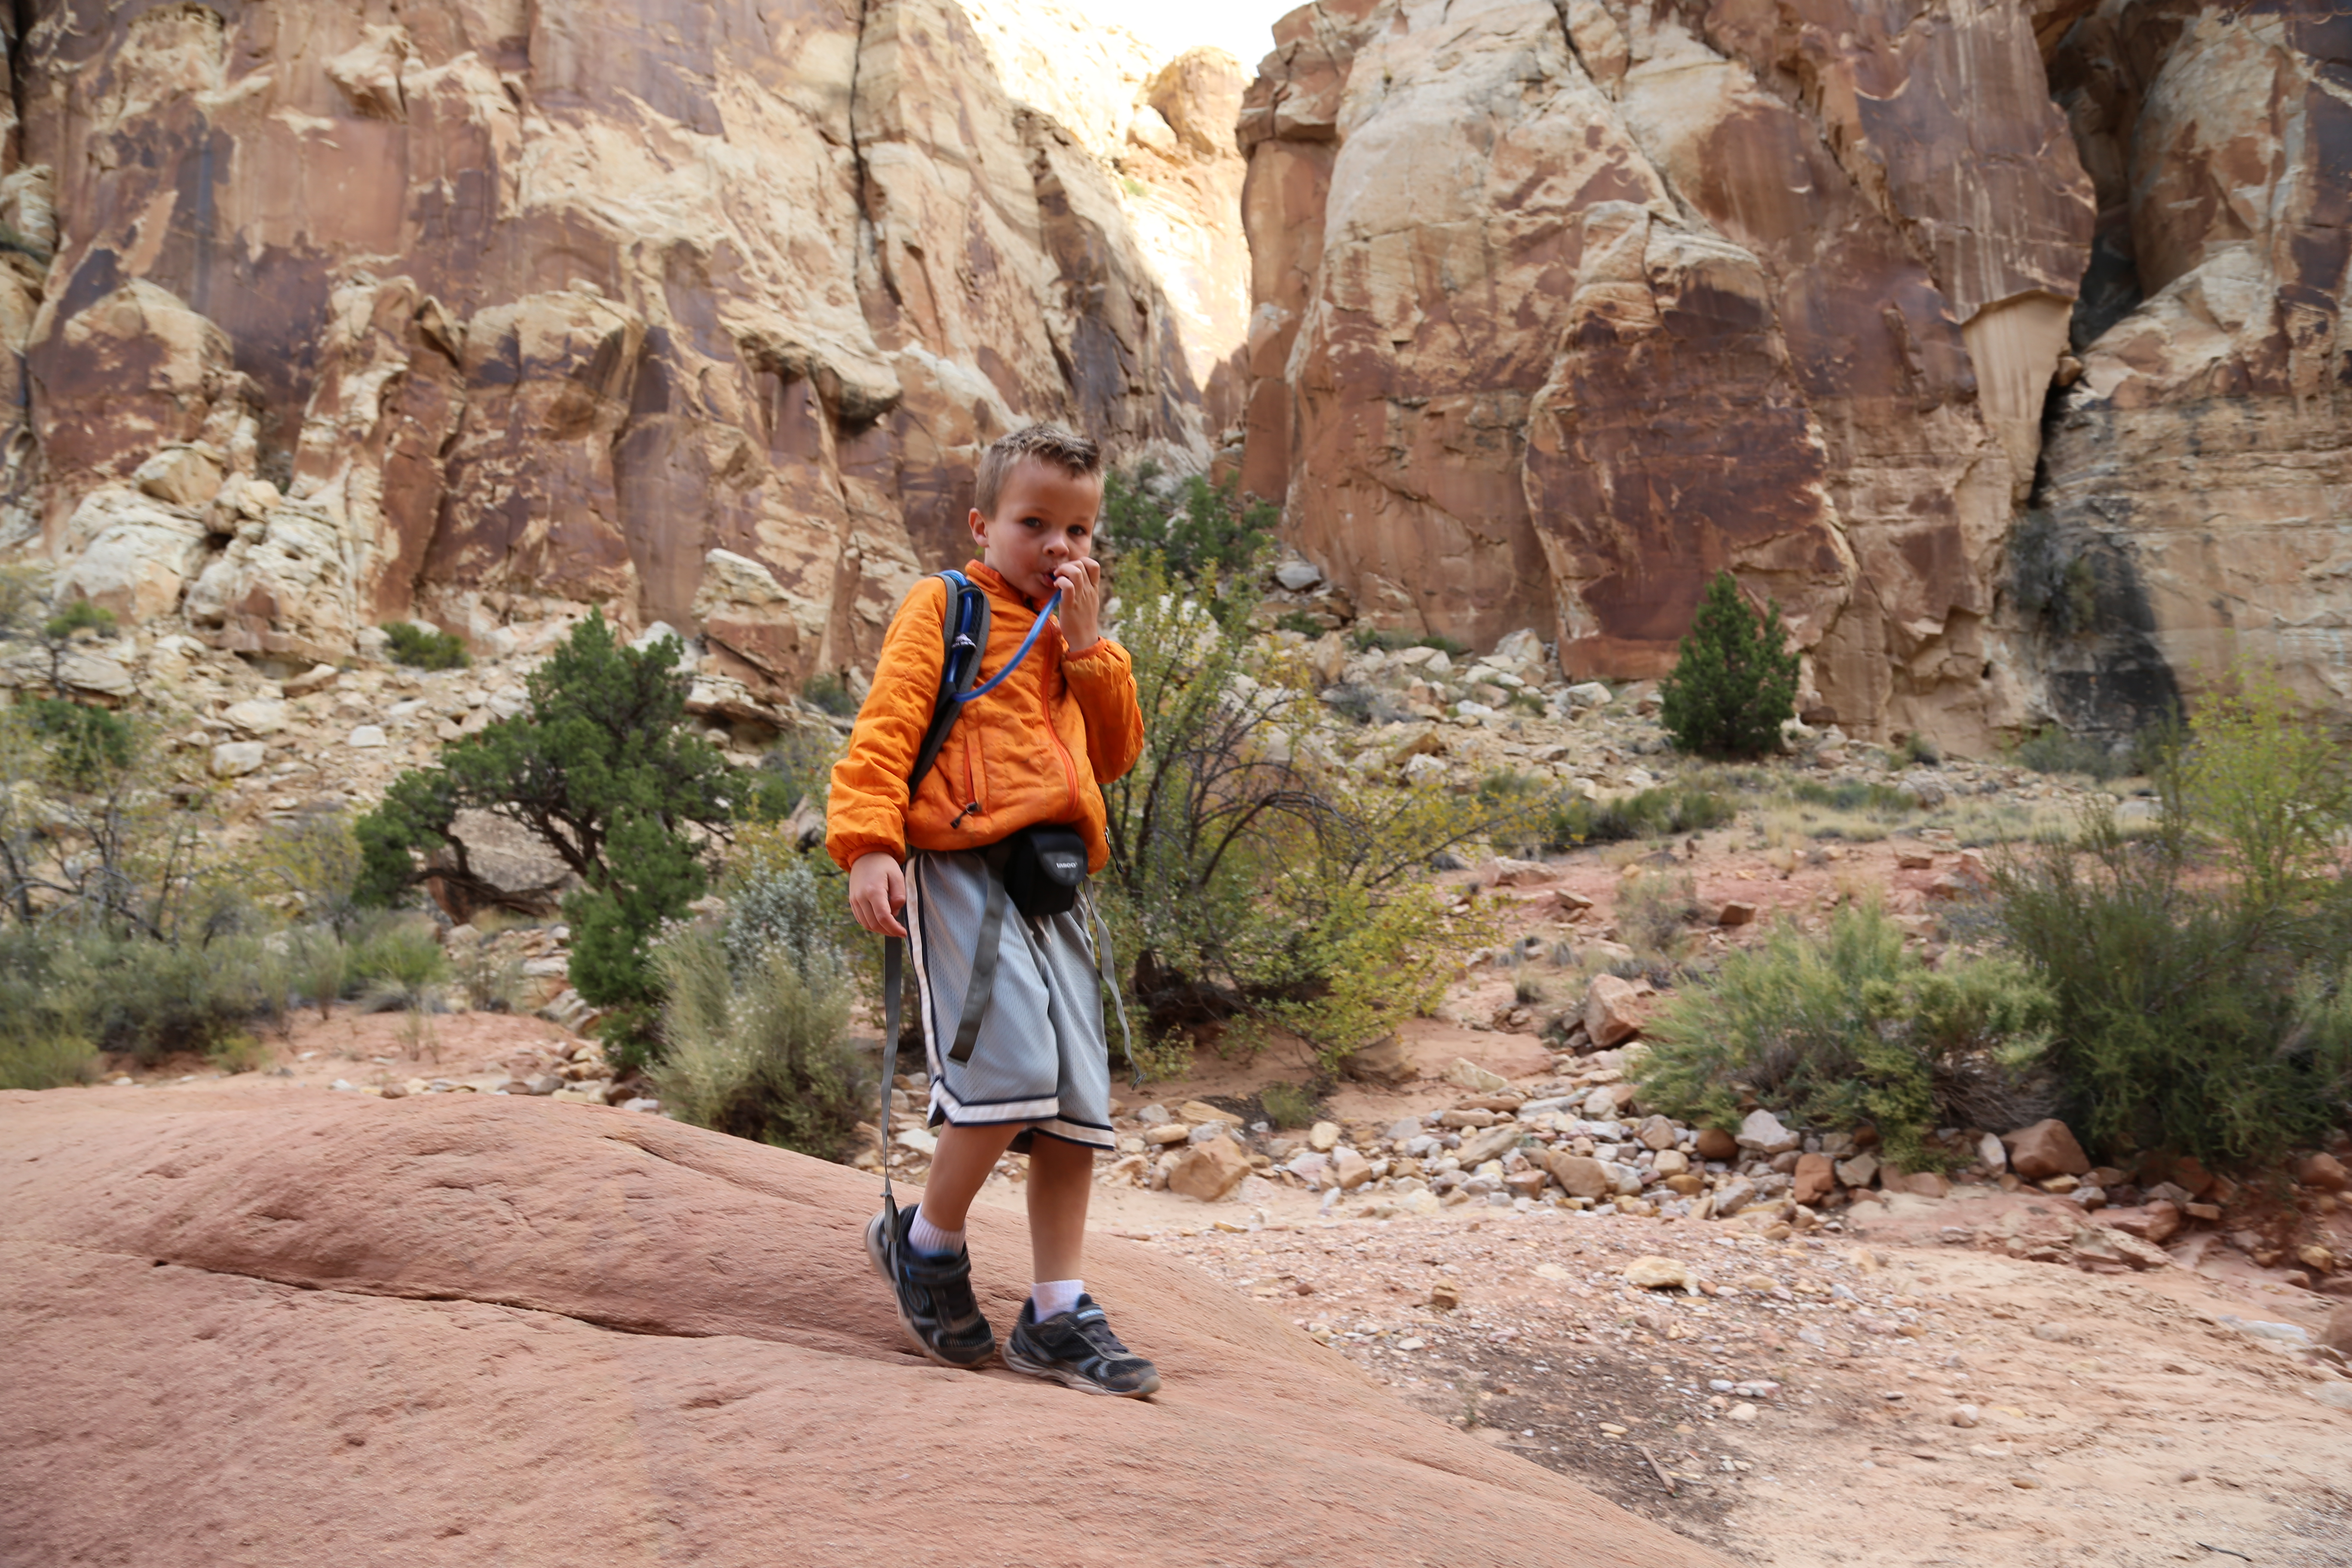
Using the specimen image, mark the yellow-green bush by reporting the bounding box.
[1636,903,2057,1170]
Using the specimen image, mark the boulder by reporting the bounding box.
[1582,974,1650,1049]
[1169,1137,1253,1202]
[1735,1110,1799,1157]
[2102,1202,2182,1246]
[0,1091,1727,1565]
[1834,1152,1881,1191]
[1791,1154,1836,1207]
[2002,1119,2092,1181]
[1544,1152,1614,1200]
[2298,1154,2350,1194]
[1694,1127,1738,1163]
[209,741,266,778]
[1455,1124,1525,1169]
[1333,1148,1376,1191]
[1343,1035,1417,1085]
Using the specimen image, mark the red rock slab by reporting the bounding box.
[0,1088,1727,1568]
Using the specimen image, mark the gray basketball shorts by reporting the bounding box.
[904,848,1114,1152]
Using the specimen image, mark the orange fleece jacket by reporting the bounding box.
[826,563,1144,875]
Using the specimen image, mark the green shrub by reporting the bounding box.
[1997,681,2352,1165]
[385,622,470,670]
[1617,870,1701,959]
[1349,627,1470,658]
[346,916,448,995]
[23,697,134,786]
[799,671,858,717]
[1260,1081,1321,1128]
[1658,571,1800,759]
[1789,779,1917,815]
[649,925,865,1158]
[1101,462,1275,585]
[1098,550,1504,1070]
[1637,904,2057,1170]
[1525,784,1736,851]
[0,930,99,1089]
[1902,733,1942,767]
[77,933,284,1064]
[1273,609,1328,638]
[2013,725,2128,781]
[355,611,733,1068]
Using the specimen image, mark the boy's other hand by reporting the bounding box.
[1054,557,1103,655]
[848,852,908,937]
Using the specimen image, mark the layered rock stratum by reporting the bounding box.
[0,1086,1729,1567]
[0,0,1247,700]
[1240,0,2352,744]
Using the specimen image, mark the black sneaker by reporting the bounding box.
[865,1206,995,1369]
[1003,1295,1162,1398]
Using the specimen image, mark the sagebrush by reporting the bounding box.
[1637,903,2057,1171]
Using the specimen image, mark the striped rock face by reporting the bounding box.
[1240,0,2352,745]
[5,0,1245,676]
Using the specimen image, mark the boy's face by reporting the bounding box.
[969,460,1100,603]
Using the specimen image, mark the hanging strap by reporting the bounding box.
[947,861,1009,1064]
[879,932,906,1218]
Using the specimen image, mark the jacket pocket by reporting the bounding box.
[955,729,988,821]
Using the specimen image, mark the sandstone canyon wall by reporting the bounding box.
[0,0,1248,699]
[1240,0,2352,744]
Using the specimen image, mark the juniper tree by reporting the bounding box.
[355,611,735,1058]
[1658,570,1801,760]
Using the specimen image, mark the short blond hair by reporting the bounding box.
[974,423,1102,517]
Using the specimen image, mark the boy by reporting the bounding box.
[827,423,1158,1397]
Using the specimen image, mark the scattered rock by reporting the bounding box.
[1792,1153,1835,1206]
[1544,1153,1613,1199]
[1445,1058,1512,1094]
[1735,1109,1799,1156]
[1834,1152,1880,1190]
[2324,1306,2352,1359]
[1333,1149,1375,1191]
[2102,1201,2182,1245]
[1949,1405,1981,1428]
[1343,1035,1417,1085]
[209,741,267,778]
[1694,1127,1738,1162]
[1307,1121,1341,1152]
[1178,1100,1244,1127]
[2002,1119,2092,1181]
[1169,1137,1253,1202]
[347,725,388,748]
[1716,900,1757,928]
[1582,974,1651,1049]
[1624,1256,1696,1293]
[2300,1153,2350,1193]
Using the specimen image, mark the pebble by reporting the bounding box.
[1949,1404,1981,1428]
[1728,1403,1758,1422]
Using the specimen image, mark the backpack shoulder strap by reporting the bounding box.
[904,570,989,799]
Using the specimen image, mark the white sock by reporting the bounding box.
[1031,1278,1084,1319]
[908,1208,964,1258]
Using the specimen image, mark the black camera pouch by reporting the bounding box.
[999,823,1088,919]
